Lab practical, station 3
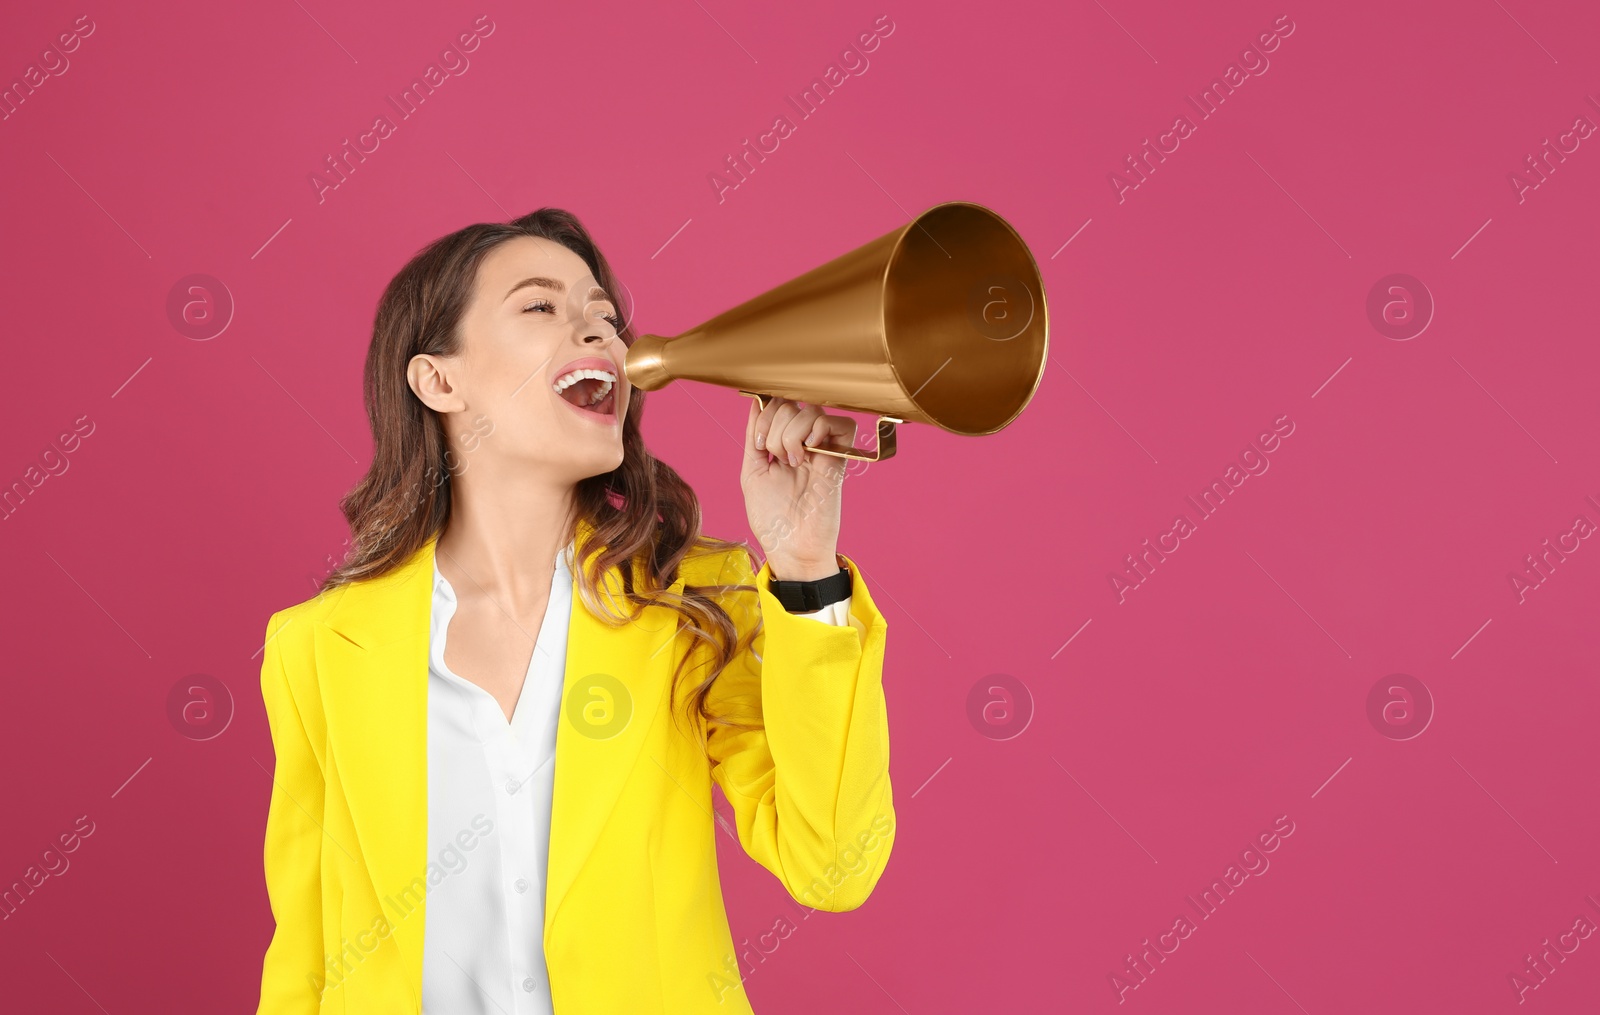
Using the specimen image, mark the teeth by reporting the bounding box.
[552,367,617,406]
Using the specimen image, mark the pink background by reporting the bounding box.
[3,1,1598,1012]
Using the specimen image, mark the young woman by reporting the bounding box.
[254,209,895,1014]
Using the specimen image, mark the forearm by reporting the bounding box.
[749,553,895,908]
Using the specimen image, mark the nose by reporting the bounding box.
[580,304,618,341]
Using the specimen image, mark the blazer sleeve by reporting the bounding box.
[702,548,895,912]
[787,595,853,626]
[256,610,327,1014]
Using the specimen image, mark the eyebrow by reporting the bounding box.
[504,276,613,304]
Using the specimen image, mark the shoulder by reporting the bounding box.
[260,583,347,660]
[257,582,362,725]
[272,585,344,629]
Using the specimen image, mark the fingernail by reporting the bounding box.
[789,452,799,466]
[755,433,765,450]
[804,434,818,446]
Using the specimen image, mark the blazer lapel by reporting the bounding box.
[544,518,682,946]
[312,518,684,997]
[315,538,433,1002]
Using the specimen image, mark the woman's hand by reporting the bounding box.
[741,396,857,581]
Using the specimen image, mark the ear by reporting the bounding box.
[407,353,467,414]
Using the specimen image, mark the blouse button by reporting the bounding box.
[522,977,537,992]
[505,778,519,795]
[514,878,529,894]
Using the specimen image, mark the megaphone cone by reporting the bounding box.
[625,201,1048,462]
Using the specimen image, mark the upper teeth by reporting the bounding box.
[552,368,616,405]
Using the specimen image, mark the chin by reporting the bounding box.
[576,442,626,479]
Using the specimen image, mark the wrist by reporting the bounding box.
[766,554,841,582]
[766,556,853,613]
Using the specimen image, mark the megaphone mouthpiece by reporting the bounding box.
[624,333,672,393]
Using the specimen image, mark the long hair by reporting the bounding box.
[322,208,760,734]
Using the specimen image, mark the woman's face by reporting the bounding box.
[409,235,632,485]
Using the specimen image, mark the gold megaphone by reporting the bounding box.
[624,201,1048,462]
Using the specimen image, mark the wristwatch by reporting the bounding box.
[768,563,852,613]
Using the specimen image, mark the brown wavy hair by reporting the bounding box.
[321,208,760,735]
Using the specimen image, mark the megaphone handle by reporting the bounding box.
[741,391,900,463]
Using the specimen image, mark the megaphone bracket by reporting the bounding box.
[740,391,900,463]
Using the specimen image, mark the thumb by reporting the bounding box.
[741,396,767,473]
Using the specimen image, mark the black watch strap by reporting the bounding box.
[768,565,852,613]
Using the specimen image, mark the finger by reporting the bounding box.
[803,412,857,452]
[763,398,803,462]
[753,395,787,453]
[801,415,856,478]
[778,403,825,466]
[742,396,768,470]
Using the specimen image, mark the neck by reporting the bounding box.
[435,456,578,609]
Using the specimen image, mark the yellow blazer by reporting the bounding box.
[256,516,895,1013]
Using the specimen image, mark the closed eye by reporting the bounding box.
[523,298,622,331]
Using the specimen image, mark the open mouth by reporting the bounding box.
[552,367,618,420]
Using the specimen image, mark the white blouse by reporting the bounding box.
[420,539,851,1014]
